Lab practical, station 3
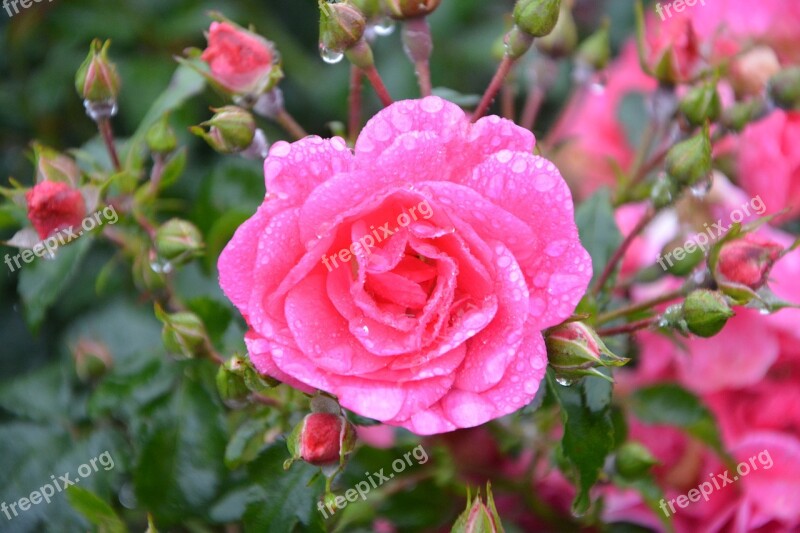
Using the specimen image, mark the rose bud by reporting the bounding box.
[226,355,279,393]
[574,19,611,71]
[721,99,765,133]
[451,485,505,533]
[545,322,629,383]
[679,83,721,127]
[72,339,113,382]
[155,218,204,264]
[216,361,250,407]
[146,114,178,155]
[385,0,441,19]
[769,67,800,111]
[615,442,658,480]
[75,39,121,103]
[714,235,783,299]
[664,125,712,188]
[191,106,256,154]
[513,0,562,38]
[32,144,81,187]
[25,181,86,240]
[319,1,367,54]
[201,21,282,96]
[682,289,734,338]
[730,46,781,97]
[287,412,357,467]
[535,2,577,59]
[157,308,209,359]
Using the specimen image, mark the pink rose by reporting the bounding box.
[218,97,591,435]
[738,111,800,222]
[201,21,276,95]
[25,180,86,240]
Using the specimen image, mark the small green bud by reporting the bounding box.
[768,67,800,111]
[575,20,611,70]
[75,39,121,103]
[682,290,734,338]
[664,125,712,187]
[155,218,204,263]
[535,2,578,58]
[216,362,250,406]
[160,310,208,359]
[146,114,178,154]
[546,322,630,382]
[721,100,763,133]
[451,484,505,533]
[615,442,658,480]
[72,339,113,382]
[191,106,256,154]
[319,0,366,53]
[350,0,381,18]
[680,83,721,126]
[513,0,562,38]
[652,46,679,86]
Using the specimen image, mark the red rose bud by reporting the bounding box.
[191,106,256,154]
[715,235,783,295]
[682,289,734,338]
[25,181,86,240]
[385,0,441,19]
[33,144,82,187]
[72,339,113,382]
[75,39,121,103]
[545,322,629,382]
[287,413,357,467]
[319,0,367,54]
[451,484,505,533]
[201,21,282,96]
[513,0,561,38]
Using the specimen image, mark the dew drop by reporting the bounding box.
[319,45,344,64]
[372,17,396,36]
[555,376,576,387]
[690,173,714,198]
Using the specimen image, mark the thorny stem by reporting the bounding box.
[472,55,515,122]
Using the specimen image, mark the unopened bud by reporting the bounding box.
[682,290,734,338]
[319,0,366,54]
[513,0,562,38]
[768,67,800,111]
[575,20,610,70]
[25,181,87,240]
[191,106,256,154]
[679,83,721,127]
[287,412,357,467]
[350,0,381,18]
[451,484,505,533]
[653,46,679,86]
[664,125,712,187]
[615,442,658,480]
[75,39,121,103]
[546,322,629,382]
[155,218,204,264]
[721,100,764,133]
[32,144,81,187]
[146,115,178,154]
[713,235,783,301]
[73,339,113,382]
[385,0,441,19]
[227,355,280,393]
[730,46,781,97]
[535,2,577,58]
[216,361,250,406]
[159,309,208,359]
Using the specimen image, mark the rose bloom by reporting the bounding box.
[219,97,591,434]
[25,180,86,239]
[201,21,276,95]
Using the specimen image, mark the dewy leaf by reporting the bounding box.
[547,369,615,516]
[243,443,326,533]
[629,383,728,459]
[66,486,128,533]
[18,236,93,331]
[576,189,624,285]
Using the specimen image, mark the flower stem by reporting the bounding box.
[521,86,545,131]
[501,81,516,121]
[415,59,433,97]
[362,66,394,106]
[97,117,122,172]
[472,55,516,122]
[348,65,363,145]
[595,287,687,325]
[597,317,657,337]
[274,108,308,140]
[592,207,656,296]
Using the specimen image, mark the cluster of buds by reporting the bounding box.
[545,322,629,383]
[451,484,505,533]
[286,394,357,471]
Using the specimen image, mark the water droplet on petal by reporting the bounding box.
[319,45,344,64]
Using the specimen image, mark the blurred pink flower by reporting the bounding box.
[219,97,591,435]
[201,21,277,95]
[25,180,86,240]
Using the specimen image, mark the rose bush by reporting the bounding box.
[219,96,591,434]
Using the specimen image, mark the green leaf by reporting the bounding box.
[0,363,72,422]
[629,383,728,458]
[575,189,623,286]
[225,417,269,470]
[18,236,93,330]
[612,475,675,533]
[617,92,649,150]
[547,370,615,516]
[66,486,127,533]
[243,443,325,533]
